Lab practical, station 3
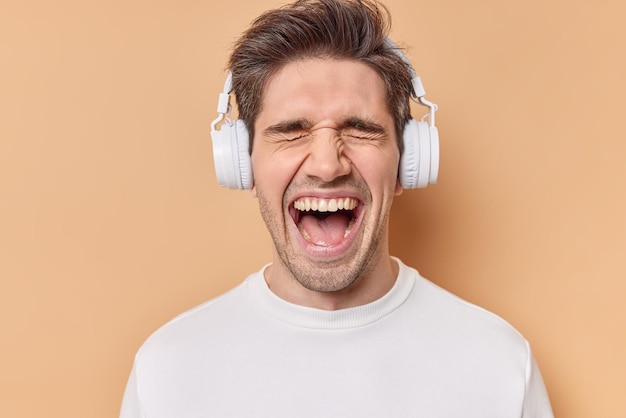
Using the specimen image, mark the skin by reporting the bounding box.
[250,58,403,310]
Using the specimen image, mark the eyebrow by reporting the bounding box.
[263,119,313,136]
[341,117,386,134]
[263,117,386,136]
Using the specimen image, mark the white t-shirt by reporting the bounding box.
[120,258,553,417]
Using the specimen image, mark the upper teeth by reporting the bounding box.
[294,197,357,212]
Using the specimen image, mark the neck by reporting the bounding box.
[264,255,399,311]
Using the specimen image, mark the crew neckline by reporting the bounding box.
[246,257,416,330]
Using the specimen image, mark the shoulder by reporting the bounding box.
[395,259,535,401]
[397,258,530,358]
[134,271,262,361]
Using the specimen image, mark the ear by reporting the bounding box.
[394,178,403,196]
[250,182,258,198]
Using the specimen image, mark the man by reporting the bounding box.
[120,0,553,416]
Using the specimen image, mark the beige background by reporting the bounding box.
[1,0,625,416]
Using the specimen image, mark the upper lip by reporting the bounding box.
[288,188,364,204]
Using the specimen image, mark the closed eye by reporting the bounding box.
[263,119,312,139]
[342,130,382,140]
[341,118,387,140]
[262,117,388,142]
[269,130,309,142]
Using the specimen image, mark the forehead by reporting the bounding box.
[257,58,392,127]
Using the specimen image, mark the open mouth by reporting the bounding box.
[291,197,360,247]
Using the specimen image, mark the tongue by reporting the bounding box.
[299,213,350,246]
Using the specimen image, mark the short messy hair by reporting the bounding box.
[227,0,414,151]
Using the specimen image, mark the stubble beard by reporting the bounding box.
[256,186,389,294]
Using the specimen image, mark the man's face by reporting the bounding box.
[251,58,402,294]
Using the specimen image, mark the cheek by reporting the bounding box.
[251,151,300,195]
[350,151,400,187]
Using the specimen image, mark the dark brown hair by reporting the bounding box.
[228,0,414,150]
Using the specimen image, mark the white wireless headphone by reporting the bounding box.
[210,38,439,190]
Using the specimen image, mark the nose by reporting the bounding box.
[301,130,351,183]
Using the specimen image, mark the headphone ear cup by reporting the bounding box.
[210,119,253,190]
[428,125,440,185]
[233,120,253,189]
[399,119,419,189]
[399,119,432,189]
